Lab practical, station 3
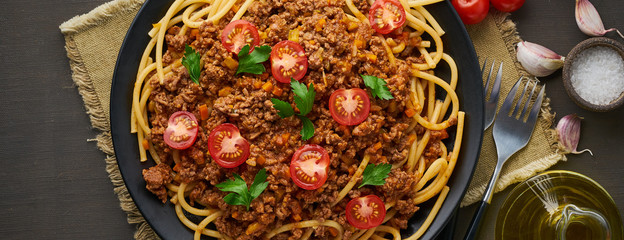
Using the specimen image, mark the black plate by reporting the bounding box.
[110,1,484,239]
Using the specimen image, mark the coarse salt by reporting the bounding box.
[570,46,624,105]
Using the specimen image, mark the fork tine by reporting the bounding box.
[481,58,488,76]
[499,76,524,116]
[526,85,545,125]
[512,78,531,117]
[489,62,503,103]
[484,60,496,98]
[521,81,538,120]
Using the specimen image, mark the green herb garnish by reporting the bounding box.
[270,98,295,118]
[361,74,394,100]
[270,79,316,140]
[236,45,271,75]
[216,169,269,211]
[358,163,392,188]
[298,115,315,141]
[182,45,201,84]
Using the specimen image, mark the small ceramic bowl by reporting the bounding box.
[562,37,624,112]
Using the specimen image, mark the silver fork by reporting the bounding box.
[482,59,503,130]
[464,77,546,240]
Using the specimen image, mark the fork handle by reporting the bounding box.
[463,164,504,240]
[463,200,489,240]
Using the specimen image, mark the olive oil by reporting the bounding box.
[495,171,623,240]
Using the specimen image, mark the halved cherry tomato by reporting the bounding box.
[220,20,260,54]
[270,40,308,83]
[290,144,330,190]
[207,123,250,168]
[491,0,525,13]
[329,88,371,126]
[368,0,406,34]
[346,195,386,229]
[163,111,199,150]
[451,0,489,25]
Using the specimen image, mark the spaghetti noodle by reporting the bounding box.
[132,0,465,239]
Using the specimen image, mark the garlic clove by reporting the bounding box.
[556,114,593,155]
[575,0,624,39]
[516,41,565,77]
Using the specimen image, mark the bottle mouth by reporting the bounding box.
[554,204,612,240]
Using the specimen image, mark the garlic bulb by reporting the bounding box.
[575,0,624,39]
[556,114,593,155]
[516,41,565,77]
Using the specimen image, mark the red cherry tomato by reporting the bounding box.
[220,20,260,54]
[368,0,407,34]
[289,144,330,190]
[270,40,308,83]
[329,88,371,126]
[451,0,489,25]
[491,0,525,12]
[346,195,386,229]
[163,111,199,150]
[207,123,250,168]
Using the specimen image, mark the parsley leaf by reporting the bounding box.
[249,169,269,199]
[361,75,394,100]
[270,98,295,118]
[216,169,268,210]
[299,116,315,141]
[236,45,271,75]
[358,163,392,188]
[270,79,317,140]
[182,45,201,84]
[291,80,315,116]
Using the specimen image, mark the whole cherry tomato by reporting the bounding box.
[491,0,525,12]
[451,0,489,25]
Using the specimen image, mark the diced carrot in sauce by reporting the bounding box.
[256,155,266,165]
[262,81,273,92]
[347,21,359,31]
[173,163,181,172]
[218,87,233,97]
[328,227,338,237]
[354,39,365,48]
[408,134,417,144]
[190,29,200,40]
[315,18,326,32]
[282,133,290,145]
[253,79,263,89]
[405,108,416,117]
[223,57,238,70]
[272,86,283,96]
[198,104,209,120]
[366,53,378,63]
[373,142,383,151]
[142,139,150,150]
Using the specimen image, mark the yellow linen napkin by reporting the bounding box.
[59,0,565,238]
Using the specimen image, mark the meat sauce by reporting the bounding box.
[141,0,446,238]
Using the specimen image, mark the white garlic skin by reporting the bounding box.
[575,0,624,39]
[516,41,565,77]
[576,0,607,36]
[556,114,593,155]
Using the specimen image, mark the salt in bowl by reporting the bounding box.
[562,37,624,112]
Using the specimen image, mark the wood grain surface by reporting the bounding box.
[0,0,622,239]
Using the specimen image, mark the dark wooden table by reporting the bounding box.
[1,0,622,239]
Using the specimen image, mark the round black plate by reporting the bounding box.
[110,1,484,239]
